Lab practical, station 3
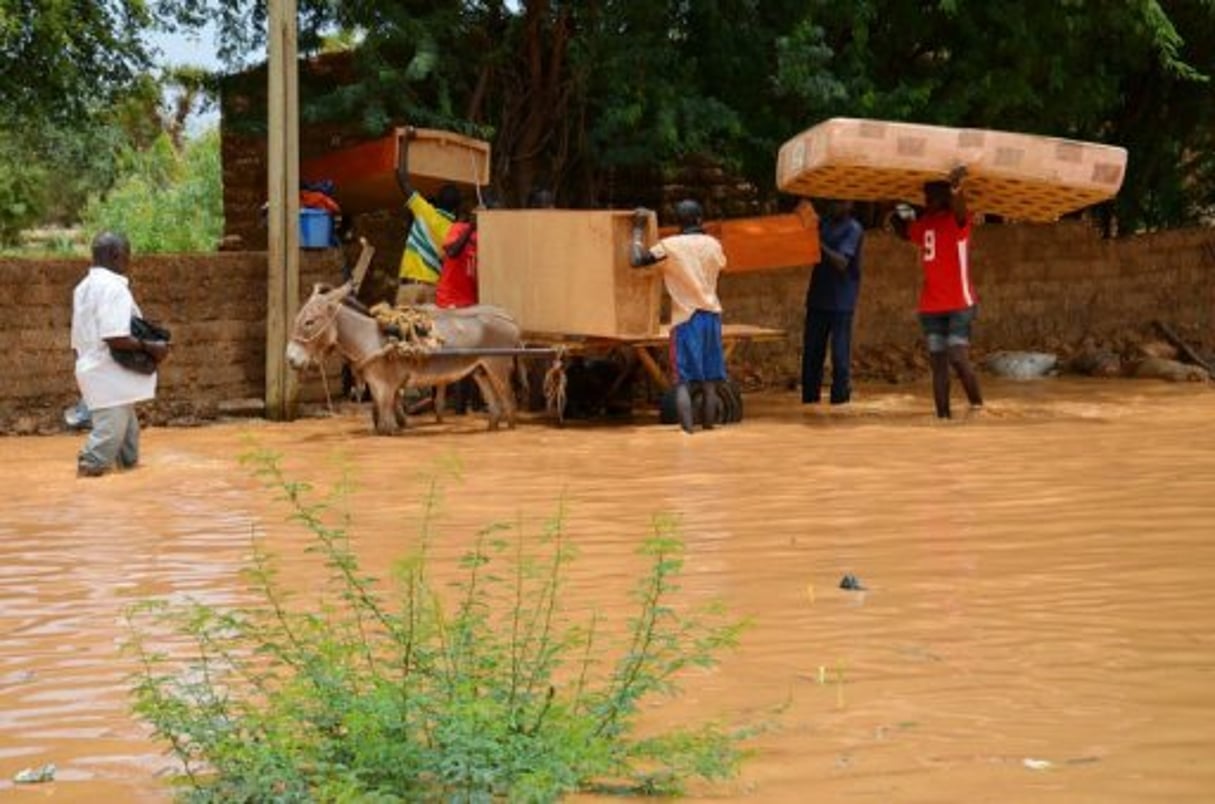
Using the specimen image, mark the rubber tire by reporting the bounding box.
[659,382,743,425]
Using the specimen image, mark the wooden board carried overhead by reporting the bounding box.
[478,210,662,339]
[660,206,821,273]
[300,127,490,213]
[777,118,1127,222]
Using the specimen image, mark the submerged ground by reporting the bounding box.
[2,379,1213,802]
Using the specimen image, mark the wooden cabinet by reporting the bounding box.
[478,210,662,338]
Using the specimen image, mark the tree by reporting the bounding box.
[0,64,220,244]
[82,128,224,253]
[776,0,1214,229]
[195,0,1215,228]
[0,0,157,123]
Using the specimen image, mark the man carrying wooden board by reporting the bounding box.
[395,129,462,307]
[630,200,728,434]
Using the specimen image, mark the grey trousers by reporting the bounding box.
[79,404,140,473]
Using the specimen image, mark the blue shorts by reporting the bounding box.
[919,306,977,353]
[671,310,726,383]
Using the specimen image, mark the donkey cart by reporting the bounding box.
[521,324,784,426]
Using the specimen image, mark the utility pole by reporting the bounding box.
[265,0,300,420]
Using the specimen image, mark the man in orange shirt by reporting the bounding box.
[894,166,984,419]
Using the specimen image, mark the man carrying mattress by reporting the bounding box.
[892,166,985,419]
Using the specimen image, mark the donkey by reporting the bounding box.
[286,283,523,434]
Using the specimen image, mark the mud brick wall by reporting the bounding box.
[2,223,1209,431]
[721,222,1215,385]
[0,251,346,430]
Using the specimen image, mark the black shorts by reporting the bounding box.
[919,306,977,353]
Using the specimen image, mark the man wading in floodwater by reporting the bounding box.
[71,232,169,476]
[893,167,984,419]
[630,200,728,434]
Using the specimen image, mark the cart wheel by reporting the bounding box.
[659,387,679,424]
[659,385,741,426]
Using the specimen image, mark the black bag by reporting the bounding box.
[110,316,171,375]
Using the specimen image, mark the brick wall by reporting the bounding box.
[0,251,346,432]
[2,223,1211,432]
[721,222,1215,385]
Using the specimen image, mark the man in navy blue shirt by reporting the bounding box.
[803,200,863,405]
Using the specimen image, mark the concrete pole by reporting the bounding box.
[265,0,300,420]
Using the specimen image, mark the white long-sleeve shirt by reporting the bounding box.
[71,267,157,410]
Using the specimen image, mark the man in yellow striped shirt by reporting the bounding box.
[395,129,461,306]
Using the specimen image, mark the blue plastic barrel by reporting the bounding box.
[299,209,334,249]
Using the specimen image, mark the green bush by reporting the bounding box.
[82,128,222,254]
[127,453,751,802]
[0,140,49,246]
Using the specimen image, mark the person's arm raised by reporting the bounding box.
[629,208,663,267]
[444,221,476,258]
[890,204,914,241]
[948,164,969,227]
[394,127,417,199]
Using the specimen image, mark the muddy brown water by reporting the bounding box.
[2,380,1214,802]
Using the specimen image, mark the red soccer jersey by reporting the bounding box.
[435,222,478,308]
[908,211,977,313]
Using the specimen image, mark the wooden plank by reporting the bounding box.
[1154,320,1214,374]
[349,237,375,292]
[633,346,672,391]
[522,323,785,348]
[478,210,662,339]
[265,0,300,421]
[524,325,787,352]
[300,128,490,213]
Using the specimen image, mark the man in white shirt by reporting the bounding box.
[71,232,169,476]
[630,200,727,434]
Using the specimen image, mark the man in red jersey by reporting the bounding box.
[893,166,984,419]
[435,193,498,414]
[435,193,498,309]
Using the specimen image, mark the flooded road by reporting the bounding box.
[2,379,1214,802]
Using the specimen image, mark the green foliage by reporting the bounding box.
[0,103,138,244]
[792,0,1215,229]
[82,129,223,253]
[0,63,221,247]
[0,0,157,124]
[173,0,1215,227]
[127,452,750,802]
[7,0,1215,230]
[0,139,49,246]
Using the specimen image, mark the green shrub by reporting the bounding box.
[127,453,750,802]
[82,128,222,254]
[0,140,49,246]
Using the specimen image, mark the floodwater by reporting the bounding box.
[2,380,1214,802]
